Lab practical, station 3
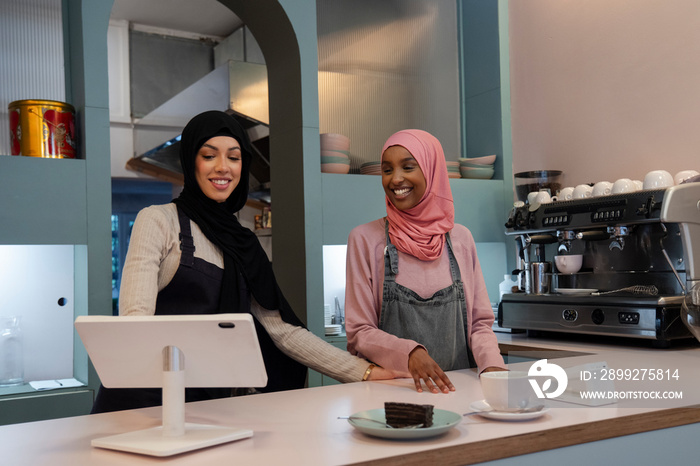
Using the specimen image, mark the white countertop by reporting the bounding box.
[2,335,699,465]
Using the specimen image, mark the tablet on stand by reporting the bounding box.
[75,314,267,457]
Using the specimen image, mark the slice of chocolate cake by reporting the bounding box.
[384,402,434,428]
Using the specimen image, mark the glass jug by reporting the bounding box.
[0,316,24,386]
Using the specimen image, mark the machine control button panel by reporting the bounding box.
[543,215,569,227]
[592,208,625,222]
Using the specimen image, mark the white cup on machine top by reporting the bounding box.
[674,170,700,185]
[643,170,674,190]
[633,179,644,190]
[528,190,551,205]
[552,187,574,202]
[572,184,593,199]
[592,181,613,197]
[534,191,551,204]
[612,178,636,194]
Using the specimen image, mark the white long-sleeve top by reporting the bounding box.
[119,203,369,383]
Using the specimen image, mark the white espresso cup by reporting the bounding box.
[480,371,536,411]
[527,191,539,205]
[633,180,644,191]
[643,170,674,190]
[553,187,574,202]
[592,181,613,197]
[533,190,551,204]
[674,170,700,185]
[612,178,635,194]
[572,184,593,199]
[555,254,583,274]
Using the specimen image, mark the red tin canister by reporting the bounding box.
[8,99,77,158]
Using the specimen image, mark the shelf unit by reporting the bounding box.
[320,173,508,246]
[0,0,113,425]
[307,1,514,386]
[0,157,87,244]
[0,156,98,425]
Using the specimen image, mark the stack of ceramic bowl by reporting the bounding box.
[320,133,351,174]
[360,161,382,175]
[459,155,496,179]
[446,161,461,179]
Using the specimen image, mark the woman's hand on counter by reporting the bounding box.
[408,347,455,394]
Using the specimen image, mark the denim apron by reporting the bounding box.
[378,220,475,370]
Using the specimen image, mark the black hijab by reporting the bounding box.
[173,110,306,392]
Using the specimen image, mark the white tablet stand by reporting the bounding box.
[75,314,268,457]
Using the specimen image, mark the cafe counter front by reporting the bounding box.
[2,335,699,465]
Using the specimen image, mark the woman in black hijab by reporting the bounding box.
[91,111,392,413]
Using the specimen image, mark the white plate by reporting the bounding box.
[468,400,548,421]
[346,408,461,439]
[554,288,598,295]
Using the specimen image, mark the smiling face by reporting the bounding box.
[381,145,427,211]
[194,136,243,203]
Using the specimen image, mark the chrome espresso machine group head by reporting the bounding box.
[500,182,700,347]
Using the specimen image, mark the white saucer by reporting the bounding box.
[554,288,598,295]
[468,400,548,421]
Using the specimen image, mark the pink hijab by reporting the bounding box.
[382,129,454,261]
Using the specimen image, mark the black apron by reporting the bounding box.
[91,206,306,414]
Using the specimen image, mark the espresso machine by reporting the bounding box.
[499,182,700,347]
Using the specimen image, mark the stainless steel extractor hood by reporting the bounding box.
[126,60,271,203]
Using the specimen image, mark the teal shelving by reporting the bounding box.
[320,173,508,246]
[0,156,88,245]
[0,0,113,425]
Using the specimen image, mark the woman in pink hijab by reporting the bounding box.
[345,129,506,394]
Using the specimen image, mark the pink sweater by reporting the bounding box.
[345,218,506,376]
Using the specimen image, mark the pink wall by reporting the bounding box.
[509,0,700,189]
